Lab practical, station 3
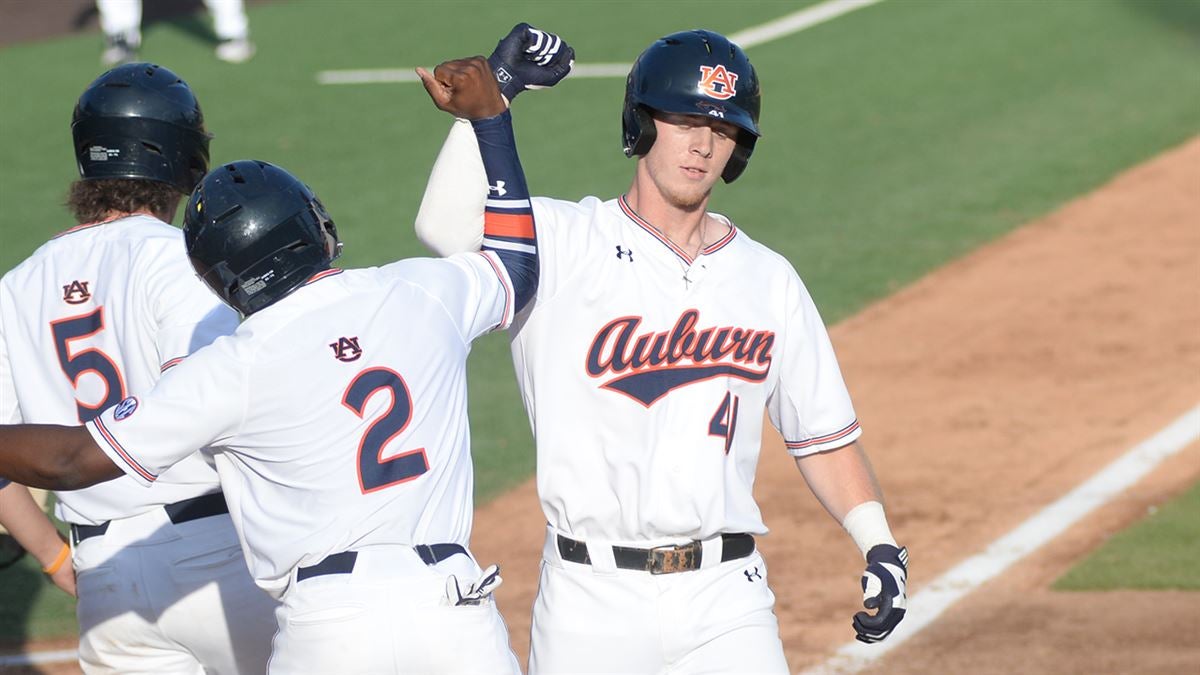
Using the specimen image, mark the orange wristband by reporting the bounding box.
[42,542,70,575]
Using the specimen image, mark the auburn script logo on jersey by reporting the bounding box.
[586,309,774,407]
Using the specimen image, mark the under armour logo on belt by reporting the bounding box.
[616,245,633,262]
[744,566,762,582]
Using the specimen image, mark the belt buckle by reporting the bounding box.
[648,542,699,574]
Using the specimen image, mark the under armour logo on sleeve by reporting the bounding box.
[616,246,634,262]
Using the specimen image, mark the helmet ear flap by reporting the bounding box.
[721,134,757,183]
[622,106,657,158]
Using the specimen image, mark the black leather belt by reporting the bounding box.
[69,492,229,545]
[297,543,468,582]
[557,533,755,574]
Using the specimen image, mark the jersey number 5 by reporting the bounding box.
[342,367,429,494]
[50,307,127,423]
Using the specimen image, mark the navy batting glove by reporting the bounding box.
[487,23,574,103]
[853,544,908,643]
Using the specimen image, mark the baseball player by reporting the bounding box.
[1,52,541,674]
[96,0,255,64]
[415,29,910,673]
[0,62,277,673]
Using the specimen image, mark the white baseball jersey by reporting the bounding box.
[414,121,861,543]
[0,214,236,524]
[86,254,515,598]
[514,195,861,542]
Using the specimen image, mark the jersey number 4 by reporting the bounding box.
[342,367,430,494]
[50,307,127,423]
[709,392,740,455]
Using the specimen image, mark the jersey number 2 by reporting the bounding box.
[342,367,429,494]
[50,307,127,423]
[709,392,740,455]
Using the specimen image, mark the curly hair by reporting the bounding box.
[66,179,182,225]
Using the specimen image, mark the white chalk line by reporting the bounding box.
[0,648,78,667]
[801,403,1200,675]
[316,0,887,85]
[728,0,886,47]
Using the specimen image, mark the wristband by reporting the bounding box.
[841,501,897,558]
[42,542,70,575]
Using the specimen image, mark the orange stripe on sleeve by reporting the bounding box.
[484,212,535,239]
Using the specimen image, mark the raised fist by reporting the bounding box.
[853,544,908,643]
[487,23,574,103]
[416,56,506,120]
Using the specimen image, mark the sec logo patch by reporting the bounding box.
[113,397,139,421]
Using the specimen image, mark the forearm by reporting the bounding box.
[0,483,65,567]
[414,119,487,256]
[795,441,898,555]
[795,441,883,518]
[0,424,121,490]
[473,110,538,312]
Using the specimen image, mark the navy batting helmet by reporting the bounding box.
[622,29,761,183]
[184,160,342,317]
[71,63,212,194]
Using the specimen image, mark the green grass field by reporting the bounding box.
[2,0,1199,643]
[1055,481,1200,591]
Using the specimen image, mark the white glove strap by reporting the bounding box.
[842,501,897,558]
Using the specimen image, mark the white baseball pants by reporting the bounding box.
[529,527,790,674]
[73,509,277,674]
[267,546,520,674]
[96,0,250,41]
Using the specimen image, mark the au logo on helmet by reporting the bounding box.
[697,64,739,101]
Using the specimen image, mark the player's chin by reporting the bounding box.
[664,182,713,210]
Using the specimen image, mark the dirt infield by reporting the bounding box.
[2,139,1196,673]
[467,136,1200,674]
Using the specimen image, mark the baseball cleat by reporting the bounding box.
[101,34,138,66]
[215,38,256,64]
